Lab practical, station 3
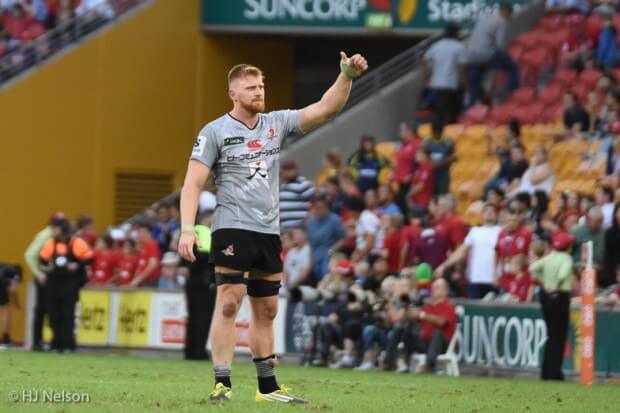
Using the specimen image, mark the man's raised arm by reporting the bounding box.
[300,52,368,132]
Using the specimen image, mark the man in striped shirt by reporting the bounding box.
[279,160,316,231]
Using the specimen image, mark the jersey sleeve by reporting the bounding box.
[271,109,303,136]
[39,239,55,262]
[190,124,220,168]
[72,238,94,261]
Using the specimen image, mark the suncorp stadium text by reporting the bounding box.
[244,0,367,21]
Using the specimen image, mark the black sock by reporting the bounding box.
[254,355,280,394]
[214,365,232,388]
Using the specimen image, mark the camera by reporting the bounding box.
[289,286,338,304]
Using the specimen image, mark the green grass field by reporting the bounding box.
[0,349,617,413]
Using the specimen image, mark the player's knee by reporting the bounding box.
[221,299,240,318]
[258,303,278,321]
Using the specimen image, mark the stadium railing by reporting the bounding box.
[0,0,152,87]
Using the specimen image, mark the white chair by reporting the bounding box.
[410,333,460,376]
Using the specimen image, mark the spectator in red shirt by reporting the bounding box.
[393,121,422,213]
[131,222,161,287]
[381,214,404,273]
[400,205,425,267]
[407,278,456,372]
[75,214,97,247]
[494,207,532,287]
[413,218,450,269]
[501,254,533,302]
[433,194,468,250]
[408,147,434,208]
[88,235,117,285]
[115,239,139,286]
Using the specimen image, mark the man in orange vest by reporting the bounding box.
[39,217,93,353]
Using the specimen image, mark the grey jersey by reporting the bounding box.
[190,110,302,234]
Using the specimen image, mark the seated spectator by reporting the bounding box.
[486,140,529,195]
[413,218,450,269]
[464,3,518,105]
[563,92,591,134]
[88,235,117,285]
[560,19,598,72]
[604,205,620,285]
[433,194,468,250]
[407,278,457,373]
[280,160,316,231]
[158,252,183,290]
[596,264,620,305]
[283,228,312,291]
[348,135,389,193]
[571,207,606,282]
[152,202,178,253]
[392,121,422,213]
[115,238,139,286]
[408,147,434,208]
[307,194,346,283]
[513,145,555,196]
[486,187,507,210]
[597,15,618,70]
[380,214,404,274]
[424,121,456,196]
[316,148,345,189]
[131,222,161,287]
[377,184,402,216]
[323,176,346,215]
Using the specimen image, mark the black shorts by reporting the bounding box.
[210,229,282,277]
[0,284,8,306]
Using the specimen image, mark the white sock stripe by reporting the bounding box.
[263,393,293,402]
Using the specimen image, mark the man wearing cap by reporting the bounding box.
[279,160,316,232]
[24,212,65,351]
[529,232,576,381]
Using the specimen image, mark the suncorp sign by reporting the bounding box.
[202,0,526,34]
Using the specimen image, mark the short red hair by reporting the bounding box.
[227,64,264,85]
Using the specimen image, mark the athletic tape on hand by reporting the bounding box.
[340,58,361,80]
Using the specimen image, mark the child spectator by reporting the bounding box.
[412,218,450,269]
[115,239,139,286]
[503,255,533,303]
[88,235,117,285]
[408,147,434,208]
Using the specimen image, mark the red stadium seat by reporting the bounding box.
[459,105,489,125]
[571,83,590,104]
[509,43,524,61]
[538,84,563,106]
[579,68,602,88]
[508,87,536,105]
[551,68,578,88]
[512,102,544,124]
[520,48,551,86]
[563,13,585,29]
[538,14,563,32]
[540,104,564,123]
[488,104,516,125]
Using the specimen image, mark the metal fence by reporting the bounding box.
[0,0,150,87]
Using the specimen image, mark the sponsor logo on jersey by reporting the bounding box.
[192,136,207,156]
[224,136,245,146]
[247,160,268,180]
[222,245,235,256]
[268,127,277,140]
[247,139,263,151]
[226,147,280,162]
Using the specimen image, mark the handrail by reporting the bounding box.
[0,0,151,87]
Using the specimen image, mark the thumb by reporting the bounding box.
[340,51,348,61]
